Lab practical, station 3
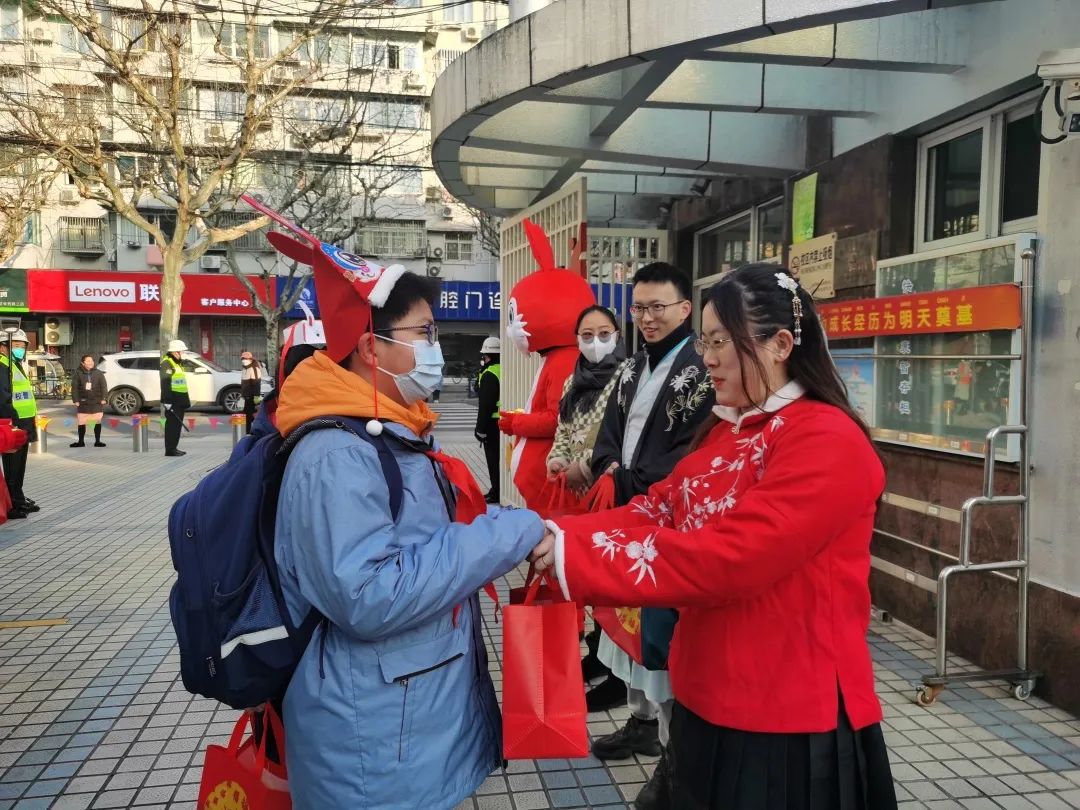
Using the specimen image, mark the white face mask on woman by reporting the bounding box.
[578,332,619,364]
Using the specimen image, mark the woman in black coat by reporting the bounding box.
[71,355,108,448]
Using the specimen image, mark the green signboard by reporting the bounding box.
[0,269,28,312]
[792,173,818,245]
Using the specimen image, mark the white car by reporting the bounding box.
[97,351,272,416]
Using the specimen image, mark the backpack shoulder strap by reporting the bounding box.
[280,417,403,521]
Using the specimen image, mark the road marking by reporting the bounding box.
[0,618,68,630]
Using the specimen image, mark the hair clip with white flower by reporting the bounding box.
[775,272,803,345]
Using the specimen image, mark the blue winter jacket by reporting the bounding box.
[274,423,542,809]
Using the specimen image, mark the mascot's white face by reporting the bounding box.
[506,297,532,356]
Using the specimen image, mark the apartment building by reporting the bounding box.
[0,0,505,369]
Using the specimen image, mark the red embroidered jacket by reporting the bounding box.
[553,395,885,733]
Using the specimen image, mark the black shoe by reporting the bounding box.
[23,498,35,506]
[18,502,40,513]
[634,748,671,810]
[94,441,106,448]
[70,441,85,448]
[586,674,629,713]
[582,653,610,683]
[165,449,187,457]
[591,715,661,761]
[7,508,28,519]
[485,492,499,505]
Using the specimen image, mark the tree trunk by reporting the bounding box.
[159,245,185,350]
[265,312,281,379]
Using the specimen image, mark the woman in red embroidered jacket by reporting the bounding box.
[531,263,897,810]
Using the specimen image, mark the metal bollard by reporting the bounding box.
[141,415,150,452]
[32,417,47,455]
[230,414,245,447]
[132,416,143,452]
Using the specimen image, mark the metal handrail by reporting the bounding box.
[923,424,1036,702]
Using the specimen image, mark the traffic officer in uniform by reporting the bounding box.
[474,336,501,504]
[160,339,191,457]
[0,330,39,518]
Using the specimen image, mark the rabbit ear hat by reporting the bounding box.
[507,219,596,354]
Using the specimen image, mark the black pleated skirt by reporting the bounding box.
[668,697,898,810]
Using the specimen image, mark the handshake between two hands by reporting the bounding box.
[529,529,557,574]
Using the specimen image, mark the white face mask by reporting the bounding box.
[241,360,252,367]
[578,333,619,364]
[506,297,531,356]
[375,336,445,404]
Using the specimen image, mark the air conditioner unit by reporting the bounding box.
[44,316,73,346]
[59,189,79,204]
[441,206,453,219]
[424,186,442,202]
[404,72,424,89]
[426,265,441,278]
[125,239,141,248]
[358,130,385,143]
[207,123,226,141]
[31,27,52,43]
[464,26,481,42]
[254,118,273,132]
[26,51,42,65]
[200,255,222,271]
[431,246,444,259]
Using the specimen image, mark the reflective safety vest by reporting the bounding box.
[478,363,501,417]
[163,355,188,394]
[0,354,36,419]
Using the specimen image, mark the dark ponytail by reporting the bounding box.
[692,263,873,448]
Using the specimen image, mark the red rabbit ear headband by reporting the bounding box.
[242,194,406,435]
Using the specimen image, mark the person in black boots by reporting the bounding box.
[160,339,191,457]
[71,355,108,448]
[474,336,501,504]
[239,350,264,434]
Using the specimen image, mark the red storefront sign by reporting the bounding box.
[28,270,273,316]
[818,284,1022,340]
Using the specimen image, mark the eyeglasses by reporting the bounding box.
[629,301,688,319]
[375,322,439,346]
[578,331,616,344]
[693,333,768,355]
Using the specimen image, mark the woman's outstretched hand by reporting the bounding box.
[530,530,556,573]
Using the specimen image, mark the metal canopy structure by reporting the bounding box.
[430,0,1003,224]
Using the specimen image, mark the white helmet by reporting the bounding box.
[167,339,188,353]
[8,329,27,343]
[480,336,501,354]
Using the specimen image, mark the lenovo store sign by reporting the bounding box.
[29,270,272,316]
[69,280,138,304]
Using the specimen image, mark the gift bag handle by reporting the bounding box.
[523,569,567,606]
[252,703,288,774]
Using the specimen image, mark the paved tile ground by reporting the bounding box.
[2,405,1080,809]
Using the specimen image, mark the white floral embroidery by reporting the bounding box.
[770,414,785,431]
[592,530,660,585]
[669,366,696,394]
[617,359,638,407]
[776,272,799,293]
[665,369,711,431]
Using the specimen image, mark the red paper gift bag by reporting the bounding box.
[199,705,291,810]
[502,572,589,760]
[509,565,585,634]
[581,474,616,513]
[534,474,586,521]
[593,606,643,664]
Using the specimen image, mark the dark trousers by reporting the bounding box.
[3,443,27,503]
[482,433,500,499]
[164,407,185,453]
[244,399,256,434]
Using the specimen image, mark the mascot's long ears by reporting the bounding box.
[523,217,584,275]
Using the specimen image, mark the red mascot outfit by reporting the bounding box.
[499,220,595,511]
[0,418,27,524]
